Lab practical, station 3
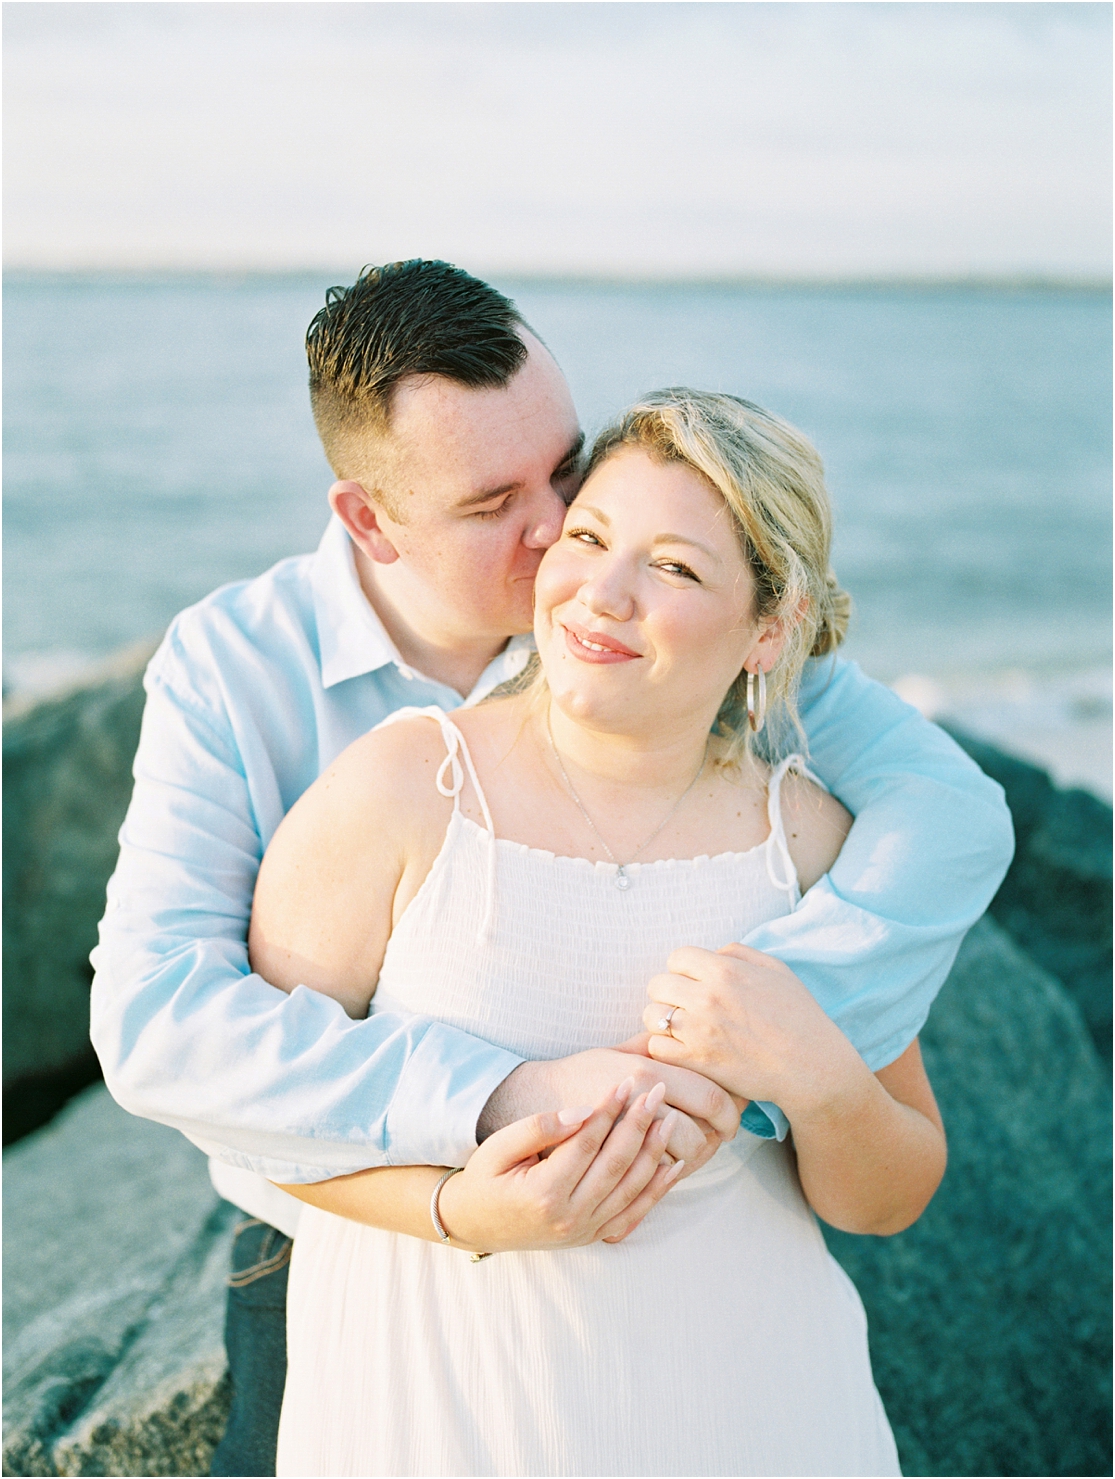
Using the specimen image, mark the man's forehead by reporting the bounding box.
[387,357,579,485]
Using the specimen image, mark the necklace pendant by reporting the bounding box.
[614,868,631,891]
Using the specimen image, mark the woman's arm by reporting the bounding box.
[249,717,452,1017]
[275,1083,685,1250]
[643,944,946,1234]
[789,1036,944,1235]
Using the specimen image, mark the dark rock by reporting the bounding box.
[2,1047,103,1149]
[3,1085,234,1477]
[2,645,153,1130]
[825,916,1113,1478]
[947,728,1112,1062]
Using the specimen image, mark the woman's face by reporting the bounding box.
[534,446,769,739]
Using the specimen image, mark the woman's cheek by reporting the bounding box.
[669,609,747,700]
[533,550,581,618]
[532,570,568,656]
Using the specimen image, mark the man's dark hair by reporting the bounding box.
[306,259,529,484]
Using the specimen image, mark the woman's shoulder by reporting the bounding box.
[364,705,462,774]
[275,709,454,863]
[777,760,853,893]
[327,705,451,784]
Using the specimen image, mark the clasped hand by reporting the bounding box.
[460,1043,743,1250]
[439,1079,684,1251]
[642,943,860,1116]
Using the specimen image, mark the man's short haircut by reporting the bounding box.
[306,260,530,495]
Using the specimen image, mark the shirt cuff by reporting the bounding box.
[740,1100,790,1141]
[385,1020,525,1167]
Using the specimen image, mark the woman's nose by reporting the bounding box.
[582,560,636,621]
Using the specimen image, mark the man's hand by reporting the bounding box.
[477,1047,739,1175]
[641,943,862,1118]
[443,1080,685,1251]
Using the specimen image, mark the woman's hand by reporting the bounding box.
[276,1078,685,1250]
[439,1079,685,1252]
[642,942,861,1118]
[641,943,947,1235]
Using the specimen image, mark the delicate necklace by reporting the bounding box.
[544,709,710,891]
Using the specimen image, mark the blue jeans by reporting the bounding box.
[210,1218,292,1478]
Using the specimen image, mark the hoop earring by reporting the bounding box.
[746,667,767,733]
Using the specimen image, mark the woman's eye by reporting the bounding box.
[566,527,603,547]
[657,560,700,582]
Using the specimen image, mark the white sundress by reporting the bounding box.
[277,707,900,1478]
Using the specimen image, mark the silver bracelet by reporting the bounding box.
[430,1167,463,1244]
[430,1167,492,1261]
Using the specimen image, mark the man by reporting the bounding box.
[91,260,1013,1475]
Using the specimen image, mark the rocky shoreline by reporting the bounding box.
[3,659,1111,1477]
[3,644,156,1145]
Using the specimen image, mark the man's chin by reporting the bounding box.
[495,592,538,638]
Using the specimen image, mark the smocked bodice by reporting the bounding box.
[371,707,802,1063]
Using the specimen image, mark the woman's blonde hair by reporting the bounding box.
[587,388,850,760]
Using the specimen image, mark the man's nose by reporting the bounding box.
[521,486,568,550]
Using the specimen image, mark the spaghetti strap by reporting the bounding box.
[375,706,498,943]
[763,753,823,911]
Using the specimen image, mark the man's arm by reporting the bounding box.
[92,635,739,1179]
[90,647,524,1182]
[737,656,1014,1137]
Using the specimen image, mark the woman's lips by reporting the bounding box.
[561,622,641,664]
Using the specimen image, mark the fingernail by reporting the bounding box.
[658,1108,678,1142]
[558,1106,593,1125]
[614,1077,635,1105]
[664,1159,685,1183]
[646,1081,667,1113]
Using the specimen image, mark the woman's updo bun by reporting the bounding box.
[586,389,850,759]
[812,571,852,657]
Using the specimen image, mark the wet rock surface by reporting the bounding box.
[3,646,154,1142]
[948,727,1113,1064]
[3,1087,235,1476]
[825,916,1112,1478]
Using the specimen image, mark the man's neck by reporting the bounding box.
[353,548,511,699]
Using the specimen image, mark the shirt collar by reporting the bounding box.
[312,515,404,689]
[311,514,535,701]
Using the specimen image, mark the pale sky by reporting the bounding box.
[4,1,1111,277]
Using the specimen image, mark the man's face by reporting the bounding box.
[346,333,583,644]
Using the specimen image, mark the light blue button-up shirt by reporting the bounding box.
[91,515,1013,1232]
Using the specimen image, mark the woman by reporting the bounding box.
[250,390,946,1477]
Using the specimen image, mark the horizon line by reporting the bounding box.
[3,266,1111,292]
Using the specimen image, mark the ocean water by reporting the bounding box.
[4,274,1111,793]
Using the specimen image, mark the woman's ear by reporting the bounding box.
[752,596,809,672]
[329,481,400,565]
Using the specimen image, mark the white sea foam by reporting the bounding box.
[3,649,110,701]
[892,666,1112,801]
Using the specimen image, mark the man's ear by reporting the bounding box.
[328,481,400,565]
